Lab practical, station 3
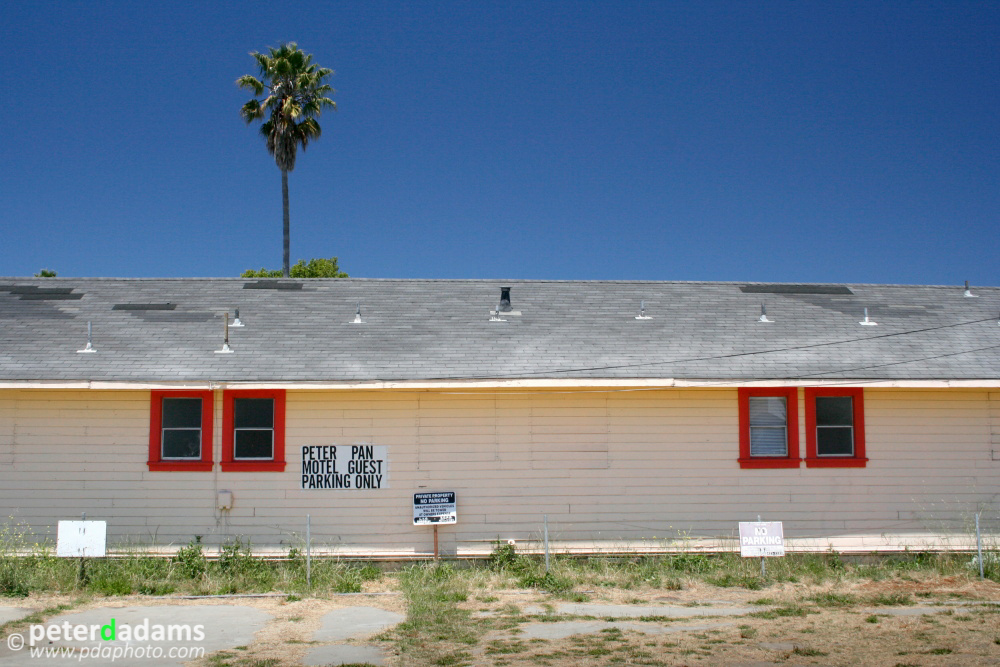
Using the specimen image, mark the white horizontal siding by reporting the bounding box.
[0,387,997,552]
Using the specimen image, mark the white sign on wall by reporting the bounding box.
[56,521,107,557]
[301,445,388,490]
[413,492,457,525]
[738,521,785,557]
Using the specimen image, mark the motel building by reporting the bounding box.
[0,277,998,557]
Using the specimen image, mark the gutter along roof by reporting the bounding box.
[0,278,998,386]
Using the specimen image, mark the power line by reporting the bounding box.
[424,315,999,381]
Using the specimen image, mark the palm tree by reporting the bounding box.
[238,43,336,277]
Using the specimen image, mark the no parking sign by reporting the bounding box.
[738,521,785,557]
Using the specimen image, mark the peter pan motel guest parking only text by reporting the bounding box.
[301,445,388,490]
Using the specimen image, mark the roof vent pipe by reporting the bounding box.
[758,304,772,323]
[215,311,234,353]
[964,280,977,298]
[231,308,245,328]
[352,302,364,324]
[859,307,878,326]
[77,321,96,353]
[489,303,507,322]
[635,300,651,320]
[499,287,511,312]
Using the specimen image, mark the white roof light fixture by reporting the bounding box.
[757,304,772,323]
[635,300,652,320]
[231,308,245,327]
[76,321,96,353]
[964,280,977,298]
[215,311,234,353]
[352,302,364,324]
[859,307,878,326]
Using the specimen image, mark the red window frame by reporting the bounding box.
[738,387,800,469]
[804,387,867,468]
[221,389,286,472]
[148,390,214,472]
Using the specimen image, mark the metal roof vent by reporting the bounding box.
[964,280,977,298]
[231,308,245,328]
[76,321,96,354]
[635,300,651,320]
[859,307,878,326]
[352,302,364,324]
[215,312,234,354]
[499,287,512,312]
[757,304,772,323]
[489,303,507,322]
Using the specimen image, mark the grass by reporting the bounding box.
[389,563,480,665]
[1,513,990,600]
[0,530,384,598]
[750,605,810,619]
[808,591,858,607]
[2,527,996,667]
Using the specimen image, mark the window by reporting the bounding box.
[738,387,800,468]
[221,389,286,472]
[148,391,213,471]
[804,388,867,467]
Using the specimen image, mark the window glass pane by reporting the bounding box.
[816,397,853,427]
[235,429,273,459]
[162,398,202,428]
[234,399,273,429]
[748,397,788,456]
[162,429,201,459]
[749,397,786,427]
[750,427,787,456]
[817,427,854,456]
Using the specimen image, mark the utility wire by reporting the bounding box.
[423,315,999,381]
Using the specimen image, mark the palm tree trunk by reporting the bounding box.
[281,169,290,278]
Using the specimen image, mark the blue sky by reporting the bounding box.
[3,1,998,285]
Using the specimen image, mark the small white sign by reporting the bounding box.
[413,492,457,525]
[738,521,785,557]
[57,521,107,557]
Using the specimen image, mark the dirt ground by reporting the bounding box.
[9,574,1000,666]
[448,576,1000,667]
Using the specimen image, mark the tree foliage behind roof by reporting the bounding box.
[241,257,348,278]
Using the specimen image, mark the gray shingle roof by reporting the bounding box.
[1,278,998,383]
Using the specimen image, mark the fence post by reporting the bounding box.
[758,515,765,579]
[976,512,984,581]
[306,514,312,588]
[544,515,550,573]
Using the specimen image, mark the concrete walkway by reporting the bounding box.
[0,606,34,626]
[302,606,404,667]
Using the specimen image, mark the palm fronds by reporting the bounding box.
[236,42,336,172]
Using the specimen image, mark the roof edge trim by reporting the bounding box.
[2,379,999,391]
